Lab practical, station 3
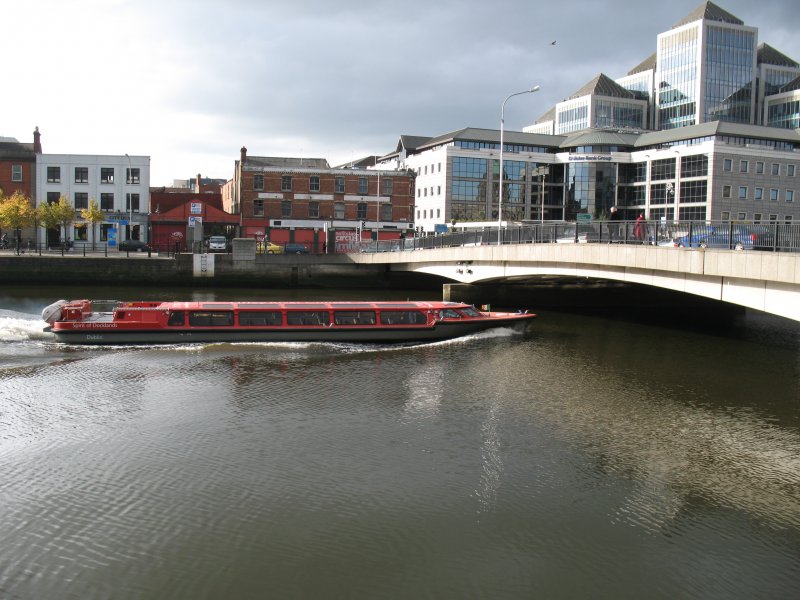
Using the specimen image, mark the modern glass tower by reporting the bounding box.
[656,2,757,129]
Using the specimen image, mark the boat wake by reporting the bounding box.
[0,311,52,343]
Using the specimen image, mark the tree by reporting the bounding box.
[0,191,37,253]
[36,200,61,246]
[37,196,75,247]
[81,198,104,250]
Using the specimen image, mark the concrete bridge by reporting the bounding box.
[348,244,800,322]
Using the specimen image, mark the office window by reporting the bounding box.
[723,159,732,172]
[308,201,319,217]
[126,168,140,184]
[772,163,780,176]
[381,178,393,195]
[786,215,794,223]
[380,204,392,221]
[100,167,114,184]
[47,166,60,183]
[126,193,140,212]
[738,186,747,199]
[74,167,88,184]
[424,165,427,175]
[334,202,344,219]
[358,177,368,195]
[755,187,763,201]
[253,199,264,216]
[281,201,291,217]
[756,161,764,174]
[74,192,88,209]
[335,177,345,193]
[438,186,441,195]
[786,190,794,203]
[789,165,796,177]
[253,175,264,190]
[754,213,762,223]
[281,175,292,192]
[721,211,731,221]
[739,160,748,173]
[722,185,731,198]
[769,214,778,222]
[100,193,114,210]
[47,192,60,203]
[770,189,779,201]
[310,176,320,192]
[357,203,367,219]
[11,165,22,181]
[737,212,746,221]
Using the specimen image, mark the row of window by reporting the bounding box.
[722,186,795,202]
[43,166,141,185]
[417,186,442,198]
[254,175,393,195]
[417,208,442,221]
[45,191,139,211]
[722,159,796,176]
[719,212,794,224]
[253,200,395,221]
[165,309,429,328]
[416,163,442,176]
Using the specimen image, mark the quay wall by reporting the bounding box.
[0,254,413,289]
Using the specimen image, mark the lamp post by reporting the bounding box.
[125,153,133,241]
[499,85,540,243]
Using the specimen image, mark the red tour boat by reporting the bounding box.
[42,299,536,345]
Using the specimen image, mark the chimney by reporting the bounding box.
[196,173,202,192]
[33,126,42,153]
[240,146,247,164]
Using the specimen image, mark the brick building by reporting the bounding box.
[0,128,40,240]
[233,148,415,252]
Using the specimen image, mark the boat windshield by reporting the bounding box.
[460,307,482,317]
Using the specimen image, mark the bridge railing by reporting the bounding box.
[359,221,800,253]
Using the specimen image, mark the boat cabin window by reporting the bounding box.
[167,311,185,326]
[239,311,283,326]
[286,311,330,326]
[379,310,428,325]
[189,311,234,327]
[460,307,481,317]
[440,309,462,319]
[334,311,376,325]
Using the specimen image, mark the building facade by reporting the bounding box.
[375,1,800,234]
[378,123,800,233]
[0,128,41,241]
[34,153,150,247]
[234,148,414,252]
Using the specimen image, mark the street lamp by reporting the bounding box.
[499,85,540,243]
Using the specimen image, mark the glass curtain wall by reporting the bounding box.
[565,162,617,220]
[658,25,700,129]
[704,25,756,123]
[451,157,488,222]
[492,159,526,221]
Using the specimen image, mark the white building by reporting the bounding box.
[35,153,150,247]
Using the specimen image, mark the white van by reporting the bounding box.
[208,236,228,252]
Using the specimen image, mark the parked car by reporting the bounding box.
[673,225,770,250]
[284,243,309,254]
[207,236,228,252]
[263,241,284,254]
[119,239,151,252]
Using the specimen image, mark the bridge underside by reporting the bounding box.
[351,245,800,322]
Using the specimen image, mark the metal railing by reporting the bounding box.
[358,221,800,254]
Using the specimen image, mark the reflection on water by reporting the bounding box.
[0,288,799,599]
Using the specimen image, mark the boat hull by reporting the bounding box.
[51,316,533,345]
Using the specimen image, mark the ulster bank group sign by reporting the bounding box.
[567,154,613,162]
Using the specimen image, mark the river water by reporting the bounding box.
[1,285,799,599]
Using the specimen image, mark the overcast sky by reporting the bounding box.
[4,0,799,186]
